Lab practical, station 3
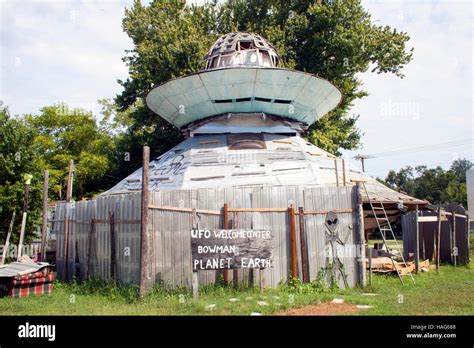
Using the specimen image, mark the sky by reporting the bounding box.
[0,0,472,178]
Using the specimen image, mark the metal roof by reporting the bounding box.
[146,67,342,129]
[101,123,425,206]
[0,261,51,278]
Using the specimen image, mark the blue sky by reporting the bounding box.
[0,0,472,178]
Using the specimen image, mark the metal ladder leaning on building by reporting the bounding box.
[362,182,415,285]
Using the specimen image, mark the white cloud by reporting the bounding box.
[343,0,473,177]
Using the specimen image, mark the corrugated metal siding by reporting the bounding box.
[402,203,469,264]
[55,186,361,288]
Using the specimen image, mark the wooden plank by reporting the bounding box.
[334,159,339,187]
[414,205,420,273]
[109,211,117,281]
[223,203,229,285]
[1,211,15,265]
[62,159,74,280]
[342,158,346,187]
[191,229,272,270]
[139,146,150,297]
[148,205,221,215]
[199,140,219,145]
[350,179,368,183]
[289,206,297,286]
[298,207,309,283]
[418,216,448,222]
[356,183,366,286]
[228,207,288,213]
[40,170,49,262]
[304,209,354,215]
[436,207,442,273]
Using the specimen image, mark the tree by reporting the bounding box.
[0,103,43,245]
[450,158,472,183]
[115,0,413,173]
[382,159,472,207]
[25,104,116,199]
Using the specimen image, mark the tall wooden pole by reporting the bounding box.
[342,158,346,186]
[298,207,309,283]
[62,160,74,280]
[414,205,419,273]
[109,211,117,280]
[139,146,150,297]
[452,210,457,267]
[356,183,366,287]
[223,203,229,286]
[289,206,297,286]
[334,159,339,187]
[40,170,49,262]
[1,211,15,265]
[436,206,442,273]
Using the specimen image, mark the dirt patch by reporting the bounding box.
[279,302,361,316]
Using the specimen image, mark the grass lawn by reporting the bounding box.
[0,235,472,316]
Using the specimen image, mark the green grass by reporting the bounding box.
[0,235,472,316]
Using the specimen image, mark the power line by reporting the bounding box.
[364,138,473,158]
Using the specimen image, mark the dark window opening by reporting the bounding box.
[255,97,272,102]
[236,97,251,102]
[227,133,266,150]
[274,99,292,104]
[214,99,233,103]
[239,41,253,50]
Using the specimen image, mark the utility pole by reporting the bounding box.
[354,154,371,173]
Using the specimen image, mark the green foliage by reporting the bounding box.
[0,103,43,244]
[116,0,413,157]
[382,159,472,206]
[25,103,116,199]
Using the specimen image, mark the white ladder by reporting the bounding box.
[362,182,415,285]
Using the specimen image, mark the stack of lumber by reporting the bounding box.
[367,257,429,275]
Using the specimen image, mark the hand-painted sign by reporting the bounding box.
[191,229,273,271]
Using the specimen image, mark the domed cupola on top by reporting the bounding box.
[146,31,342,129]
[203,32,281,70]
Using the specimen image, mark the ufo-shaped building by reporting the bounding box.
[54,32,430,289]
[104,32,426,230]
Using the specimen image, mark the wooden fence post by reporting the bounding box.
[436,206,442,273]
[62,160,74,280]
[109,211,117,281]
[451,210,457,267]
[356,183,366,287]
[334,159,339,187]
[288,206,297,287]
[233,211,238,289]
[86,219,95,279]
[139,146,150,297]
[223,203,229,286]
[414,205,420,273]
[298,207,309,283]
[40,170,49,262]
[1,211,15,265]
